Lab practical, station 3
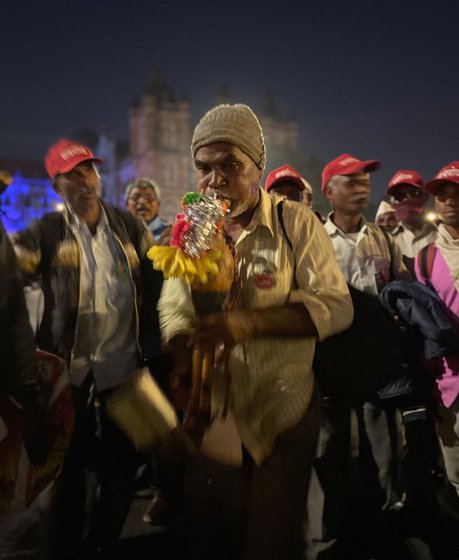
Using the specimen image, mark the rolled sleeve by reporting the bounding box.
[158,277,194,344]
[13,220,43,276]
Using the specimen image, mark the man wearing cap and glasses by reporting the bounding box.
[416,163,459,505]
[13,139,162,560]
[125,177,173,520]
[158,104,353,560]
[125,177,171,243]
[307,154,410,557]
[388,170,437,278]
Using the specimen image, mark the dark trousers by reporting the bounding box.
[306,397,398,559]
[173,389,320,560]
[46,374,141,560]
[398,397,442,504]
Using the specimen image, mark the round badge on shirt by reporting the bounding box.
[254,269,275,289]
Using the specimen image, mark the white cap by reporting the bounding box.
[375,200,394,220]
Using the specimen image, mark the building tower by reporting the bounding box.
[129,67,192,221]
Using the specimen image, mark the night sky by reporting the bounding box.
[2,0,459,201]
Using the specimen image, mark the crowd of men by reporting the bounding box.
[1,103,459,560]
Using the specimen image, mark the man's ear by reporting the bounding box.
[324,186,333,203]
[52,180,61,196]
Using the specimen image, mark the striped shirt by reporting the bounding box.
[159,189,353,464]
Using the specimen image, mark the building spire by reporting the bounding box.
[216,84,232,105]
[145,65,174,102]
[261,89,279,119]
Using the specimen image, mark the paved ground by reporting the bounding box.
[3,483,458,560]
[118,497,171,559]
[1,495,171,560]
[2,406,458,559]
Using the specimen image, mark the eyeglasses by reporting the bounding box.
[128,193,157,203]
[392,189,424,202]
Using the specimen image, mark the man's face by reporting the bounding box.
[376,212,398,232]
[194,143,262,218]
[390,184,427,224]
[435,182,459,232]
[325,171,371,215]
[53,161,101,215]
[268,181,302,203]
[126,187,159,223]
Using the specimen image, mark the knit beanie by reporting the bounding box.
[191,103,266,171]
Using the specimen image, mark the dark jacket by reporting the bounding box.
[0,219,38,395]
[379,280,459,360]
[13,202,163,365]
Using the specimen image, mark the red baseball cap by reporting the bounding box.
[321,153,380,192]
[424,161,459,195]
[387,170,424,195]
[265,164,305,192]
[45,139,103,180]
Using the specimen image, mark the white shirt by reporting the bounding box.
[324,215,409,295]
[67,208,139,391]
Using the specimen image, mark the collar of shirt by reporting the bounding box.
[65,203,109,236]
[233,188,275,244]
[324,214,368,238]
[148,215,167,231]
[392,221,437,237]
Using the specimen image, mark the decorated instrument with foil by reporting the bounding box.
[147,192,236,433]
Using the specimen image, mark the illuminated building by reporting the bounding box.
[0,159,61,234]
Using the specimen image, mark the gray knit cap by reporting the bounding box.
[191,103,266,171]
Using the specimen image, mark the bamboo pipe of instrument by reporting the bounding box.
[199,349,213,412]
[187,347,202,416]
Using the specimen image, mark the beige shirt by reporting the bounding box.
[391,222,438,279]
[159,189,353,464]
[324,215,410,295]
[391,222,437,259]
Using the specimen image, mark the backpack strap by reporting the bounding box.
[276,201,299,286]
[379,226,395,281]
[418,243,436,286]
[277,201,293,252]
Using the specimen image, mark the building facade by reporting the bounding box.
[128,67,193,222]
[1,68,321,233]
[128,69,303,222]
[0,160,61,234]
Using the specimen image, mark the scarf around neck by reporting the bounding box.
[436,223,459,292]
